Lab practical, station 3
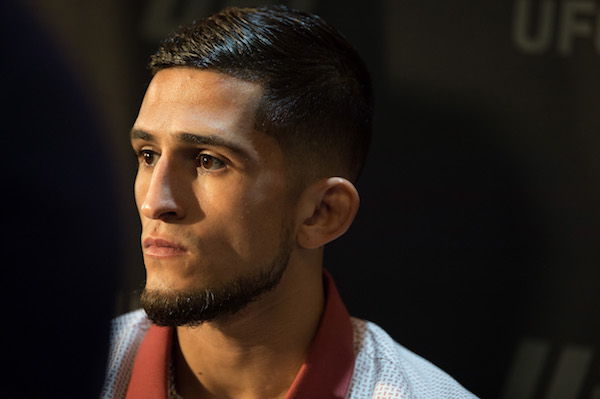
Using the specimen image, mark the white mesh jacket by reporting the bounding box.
[101,309,478,399]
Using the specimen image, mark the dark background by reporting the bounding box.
[4,0,599,397]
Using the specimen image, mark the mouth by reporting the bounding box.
[143,237,187,258]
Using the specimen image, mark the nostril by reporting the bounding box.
[141,199,185,221]
[157,210,181,221]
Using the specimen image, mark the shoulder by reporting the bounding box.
[347,318,478,399]
[101,309,152,399]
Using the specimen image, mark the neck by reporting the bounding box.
[174,250,325,399]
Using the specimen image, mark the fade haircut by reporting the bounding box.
[149,5,373,186]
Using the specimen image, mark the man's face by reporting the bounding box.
[131,68,297,326]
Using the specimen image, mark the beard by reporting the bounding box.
[140,225,294,327]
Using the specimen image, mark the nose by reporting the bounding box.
[138,156,186,221]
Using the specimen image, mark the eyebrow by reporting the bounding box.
[130,129,250,159]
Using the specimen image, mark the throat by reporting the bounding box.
[169,263,325,399]
[171,328,303,399]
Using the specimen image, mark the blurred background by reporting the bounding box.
[3,0,599,397]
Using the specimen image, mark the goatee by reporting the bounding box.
[140,228,293,327]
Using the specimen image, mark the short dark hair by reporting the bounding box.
[149,5,373,185]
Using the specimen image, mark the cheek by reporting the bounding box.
[238,191,291,248]
[208,181,289,252]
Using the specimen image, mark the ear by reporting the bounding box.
[296,177,360,249]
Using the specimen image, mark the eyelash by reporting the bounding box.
[135,149,226,172]
[136,149,158,166]
[196,153,226,172]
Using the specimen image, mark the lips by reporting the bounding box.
[143,237,187,257]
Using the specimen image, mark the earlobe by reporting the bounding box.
[297,178,360,249]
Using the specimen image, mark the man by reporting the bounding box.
[102,5,477,399]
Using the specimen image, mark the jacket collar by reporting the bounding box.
[125,271,355,399]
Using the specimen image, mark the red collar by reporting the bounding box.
[125,271,355,399]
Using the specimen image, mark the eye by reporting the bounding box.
[138,150,158,166]
[197,154,226,171]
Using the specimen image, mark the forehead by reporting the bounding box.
[135,67,264,142]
